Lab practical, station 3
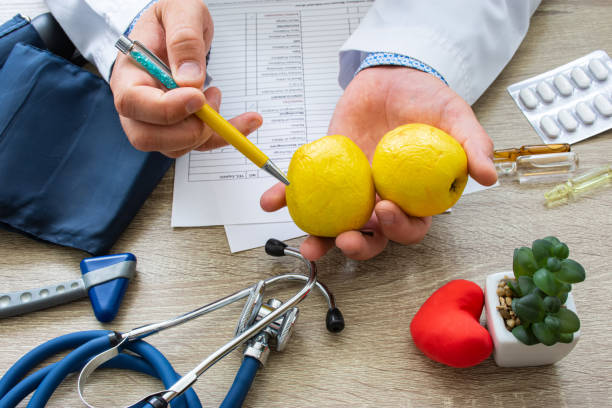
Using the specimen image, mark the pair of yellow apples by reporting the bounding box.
[286,123,469,237]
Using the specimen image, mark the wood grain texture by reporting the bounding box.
[1,1,611,407]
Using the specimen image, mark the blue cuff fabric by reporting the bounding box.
[0,43,172,255]
[0,14,45,68]
[356,52,448,85]
[124,0,159,36]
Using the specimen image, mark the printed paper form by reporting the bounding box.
[172,0,373,227]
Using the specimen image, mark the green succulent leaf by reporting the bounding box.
[546,257,562,272]
[532,322,559,346]
[544,315,561,333]
[543,296,561,313]
[518,276,536,296]
[513,247,538,277]
[512,293,546,323]
[512,325,539,345]
[533,268,559,296]
[558,291,568,305]
[557,308,580,333]
[507,280,521,297]
[532,239,554,267]
[557,259,586,283]
[543,236,561,246]
[559,333,574,343]
[559,282,571,294]
[553,243,570,259]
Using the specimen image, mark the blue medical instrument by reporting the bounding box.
[0,239,344,408]
[0,253,135,323]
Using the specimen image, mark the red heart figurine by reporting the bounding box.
[410,279,493,368]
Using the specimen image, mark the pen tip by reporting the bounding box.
[262,160,290,185]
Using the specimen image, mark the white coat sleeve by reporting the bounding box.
[45,0,153,81]
[339,0,541,104]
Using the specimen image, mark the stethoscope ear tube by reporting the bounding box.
[1,239,343,408]
[0,330,202,408]
[0,330,110,400]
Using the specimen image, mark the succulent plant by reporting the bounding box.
[507,236,585,346]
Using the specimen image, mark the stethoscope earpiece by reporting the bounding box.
[326,307,345,333]
[265,238,289,256]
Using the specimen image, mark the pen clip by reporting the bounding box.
[132,40,174,78]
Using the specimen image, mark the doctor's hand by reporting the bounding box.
[261,66,497,261]
[110,0,262,158]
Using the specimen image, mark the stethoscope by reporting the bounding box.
[0,239,345,408]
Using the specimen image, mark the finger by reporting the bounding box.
[374,200,432,244]
[300,236,335,261]
[464,136,497,186]
[260,183,287,212]
[119,115,204,153]
[440,96,498,186]
[157,0,213,87]
[204,86,263,137]
[335,227,389,261]
[114,86,205,125]
[195,86,263,150]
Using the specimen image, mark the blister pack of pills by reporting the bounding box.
[507,50,612,145]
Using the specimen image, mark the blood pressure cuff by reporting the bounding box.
[0,14,45,68]
[0,41,172,255]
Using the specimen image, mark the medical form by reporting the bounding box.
[172,0,373,227]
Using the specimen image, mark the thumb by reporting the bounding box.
[440,95,497,186]
[158,0,213,87]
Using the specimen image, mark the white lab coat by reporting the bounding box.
[46,0,541,105]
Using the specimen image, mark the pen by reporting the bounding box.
[115,35,290,186]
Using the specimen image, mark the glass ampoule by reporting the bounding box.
[544,164,612,207]
[496,151,579,183]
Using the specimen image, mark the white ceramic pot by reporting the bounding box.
[484,271,580,367]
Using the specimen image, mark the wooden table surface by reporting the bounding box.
[1,1,611,407]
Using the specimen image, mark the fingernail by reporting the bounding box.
[248,118,262,131]
[177,61,202,82]
[186,98,203,114]
[377,210,395,226]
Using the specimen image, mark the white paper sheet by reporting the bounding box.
[224,222,305,253]
[172,0,373,227]
[224,176,499,252]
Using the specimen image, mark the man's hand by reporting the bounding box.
[110,0,262,158]
[261,66,497,260]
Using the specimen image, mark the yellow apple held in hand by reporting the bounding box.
[286,135,375,237]
[372,124,468,217]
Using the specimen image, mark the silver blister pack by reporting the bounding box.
[508,50,612,145]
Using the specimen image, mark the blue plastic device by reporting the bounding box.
[0,253,136,322]
[81,253,136,322]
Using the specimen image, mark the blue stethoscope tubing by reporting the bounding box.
[0,330,257,407]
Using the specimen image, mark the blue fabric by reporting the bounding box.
[0,43,172,255]
[124,0,160,36]
[356,52,448,85]
[0,14,44,68]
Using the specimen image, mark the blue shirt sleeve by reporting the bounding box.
[356,52,448,85]
[124,0,159,36]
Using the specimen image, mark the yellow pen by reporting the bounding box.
[115,35,289,185]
